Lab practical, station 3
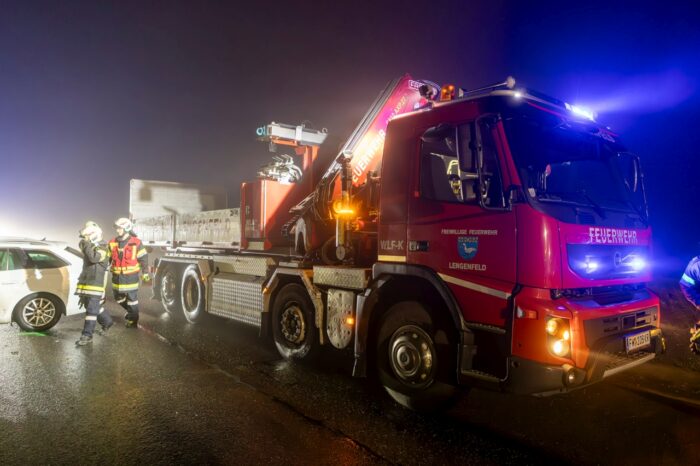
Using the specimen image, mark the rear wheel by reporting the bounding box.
[13,294,62,332]
[375,301,459,411]
[180,265,205,323]
[160,265,182,316]
[272,283,319,360]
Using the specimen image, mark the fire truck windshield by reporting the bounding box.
[503,114,648,223]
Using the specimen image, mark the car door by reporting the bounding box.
[21,249,72,312]
[58,246,84,314]
[0,248,28,322]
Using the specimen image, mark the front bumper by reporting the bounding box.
[505,327,664,396]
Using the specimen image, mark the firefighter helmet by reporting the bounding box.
[80,221,103,242]
[114,217,133,232]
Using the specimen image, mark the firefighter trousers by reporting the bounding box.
[81,296,113,337]
[114,289,139,323]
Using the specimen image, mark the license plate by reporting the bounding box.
[625,331,651,353]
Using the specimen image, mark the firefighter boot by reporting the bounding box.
[690,325,700,354]
[76,335,93,346]
[97,322,114,336]
[125,320,138,329]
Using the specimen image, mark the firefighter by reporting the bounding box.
[75,221,113,346]
[109,217,149,328]
[679,255,700,354]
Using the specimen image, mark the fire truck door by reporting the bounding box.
[407,120,516,328]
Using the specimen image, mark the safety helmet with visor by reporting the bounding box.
[79,221,103,243]
[114,217,133,234]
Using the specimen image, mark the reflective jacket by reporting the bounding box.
[75,239,110,297]
[109,234,148,291]
[680,256,700,308]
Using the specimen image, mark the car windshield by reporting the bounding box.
[504,114,647,221]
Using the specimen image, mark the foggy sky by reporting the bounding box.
[1,1,699,268]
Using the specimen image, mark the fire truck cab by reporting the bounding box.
[360,86,663,406]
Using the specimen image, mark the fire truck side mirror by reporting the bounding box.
[617,152,640,193]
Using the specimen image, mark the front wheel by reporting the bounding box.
[271,283,319,361]
[375,301,459,411]
[13,294,62,332]
[180,265,205,323]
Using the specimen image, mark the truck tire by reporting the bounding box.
[375,301,459,411]
[271,283,319,361]
[180,265,205,324]
[160,265,182,317]
[13,293,63,332]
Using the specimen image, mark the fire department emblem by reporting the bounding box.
[458,236,478,260]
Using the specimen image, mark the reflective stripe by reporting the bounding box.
[116,298,127,303]
[438,273,511,300]
[377,254,407,262]
[682,273,696,286]
[112,265,141,275]
[126,300,139,305]
[77,290,103,297]
[77,284,105,292]
[98,250,108,262]
[85,316,97,321]
[113,283,139,291]
[136,248,147,258]
[98,308,105,314]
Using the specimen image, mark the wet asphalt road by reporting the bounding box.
[1,280,700,465]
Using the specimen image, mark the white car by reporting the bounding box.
[0,237,84,331]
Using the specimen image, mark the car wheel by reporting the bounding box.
[375,301,459,411]
[160,265,182,316]
[271,283,319,361]
[180,265,205,324]
[13,294,62,332]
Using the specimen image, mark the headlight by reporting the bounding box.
[551,339,569,357]
[546,317,571,358]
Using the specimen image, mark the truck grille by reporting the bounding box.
[583,306,658,348]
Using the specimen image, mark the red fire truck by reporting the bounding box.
[134,75,665,410]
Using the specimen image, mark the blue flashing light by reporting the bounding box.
[565,102,596,121]
[256,126,267,137]
[584,257,599,274]
[627,256,647,272]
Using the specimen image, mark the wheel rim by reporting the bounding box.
[162,271,176,305]
[280,304,305,344]
[183,275,200,315]
[389,325,436,388]
[22,297,56,328]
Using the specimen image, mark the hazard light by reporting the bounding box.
[440,84,456,101]
[333,201,355,217]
